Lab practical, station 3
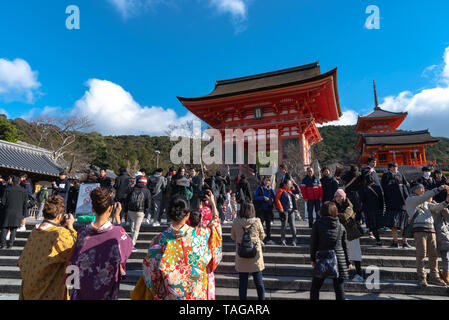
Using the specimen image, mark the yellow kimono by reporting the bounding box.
[18,224,77,300]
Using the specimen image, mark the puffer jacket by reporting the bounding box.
[231,217,265,273]
[432,208,449,252]
[300,175,323,201]
[310,215,350,280]
[404,188,449,231]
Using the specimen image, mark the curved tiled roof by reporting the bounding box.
[359,107,407,119]
[0,140,74,178]
[361,130,439,146]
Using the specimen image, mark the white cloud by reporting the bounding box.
[0,58,41,103]
[0,108,8,117]
[209,0,247,19]
[378,46,449,138]
[319,110,358,127]
[72,78,198,136]
[107,0,249,32]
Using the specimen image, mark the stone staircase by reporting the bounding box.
[1,219,449,300]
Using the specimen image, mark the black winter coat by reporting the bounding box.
[0,186,27,228]
[434,176,448,203]
[215,176,227,205]
[97,176,113,190]
[381,171,409,211]
[66,185,80,214]
[360,184,386,230]
[310,216,350,280]
[125,184,152,213]
[114,173,131,201]
[417,176,436,191]
[321,176,339,203]
[237,178,253,204]
[342,173,364,213]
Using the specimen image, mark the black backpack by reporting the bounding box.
[27,193,37,209]
[148,176,161,195]
[128,189,146,212]
[238,224,258,259]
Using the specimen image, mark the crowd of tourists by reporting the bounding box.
[1,158,449,301]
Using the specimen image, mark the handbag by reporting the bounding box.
[313,224,342,279]
[403,209,422,239]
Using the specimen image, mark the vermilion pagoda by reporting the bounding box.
[355,81,439,166]
[177,62,342,167]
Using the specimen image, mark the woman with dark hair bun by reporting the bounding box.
[68,187,133,300]
[131,190,222,300]
[18,195,77,300]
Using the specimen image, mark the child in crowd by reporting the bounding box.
[223,190,237,223]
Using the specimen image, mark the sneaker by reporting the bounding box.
[0,245,4,250]
[389,242,399,248]
[291,241,297,247]
[402,243,414,249]
[352,274,364,283]
[369,233,375,239]
[266,240,276,245]
[5,231,10,241]
[6,245,12,250]
[376,241,383,247]
[152,222,160,227]
[281,240,287,246]
[17,225,26,232]
[429,277,447,287]
[132,248,138,253]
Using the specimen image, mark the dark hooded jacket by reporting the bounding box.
[114,170,131,201]
[310,215,350,280]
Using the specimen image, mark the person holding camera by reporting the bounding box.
[68,188,133,300]
[18,196,77,300]
[132,190,222,300]
[231,201,266,300]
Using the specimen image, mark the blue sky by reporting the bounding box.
[1,0,449,136]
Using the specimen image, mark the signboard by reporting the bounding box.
[254,107,263,120]
[176,177,190,187]
[75,183,100,215]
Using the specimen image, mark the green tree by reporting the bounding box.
[0,116,21,142]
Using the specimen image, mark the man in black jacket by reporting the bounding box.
[434,170,448,203]
[236,174,253,204]
[417,167,436,191]
[320,168,339,204]
[0,176,27,249]
[148,168,167,227]
[125,177,152,249]
[52,171,70,205]
[114,168,131,222]
[97,169,113,190]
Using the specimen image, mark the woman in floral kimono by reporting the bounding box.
[18,196,77,300]
[68,187,133,300]
[132,190,222,300]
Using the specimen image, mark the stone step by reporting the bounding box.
[1,238,419,259]
[2,273,448,299]
[118,283,449,300]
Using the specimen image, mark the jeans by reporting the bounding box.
[128,211,145,247]
[239,272,265,300]
[310,277,345,300]
[150,198,163,223]
[307,200,321,228]
[440,250,449,273]
[280,210,297,243]
[36,202,45,220]
[414,232,439,281]
[0,228,17,247]
[217,203,225,223]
